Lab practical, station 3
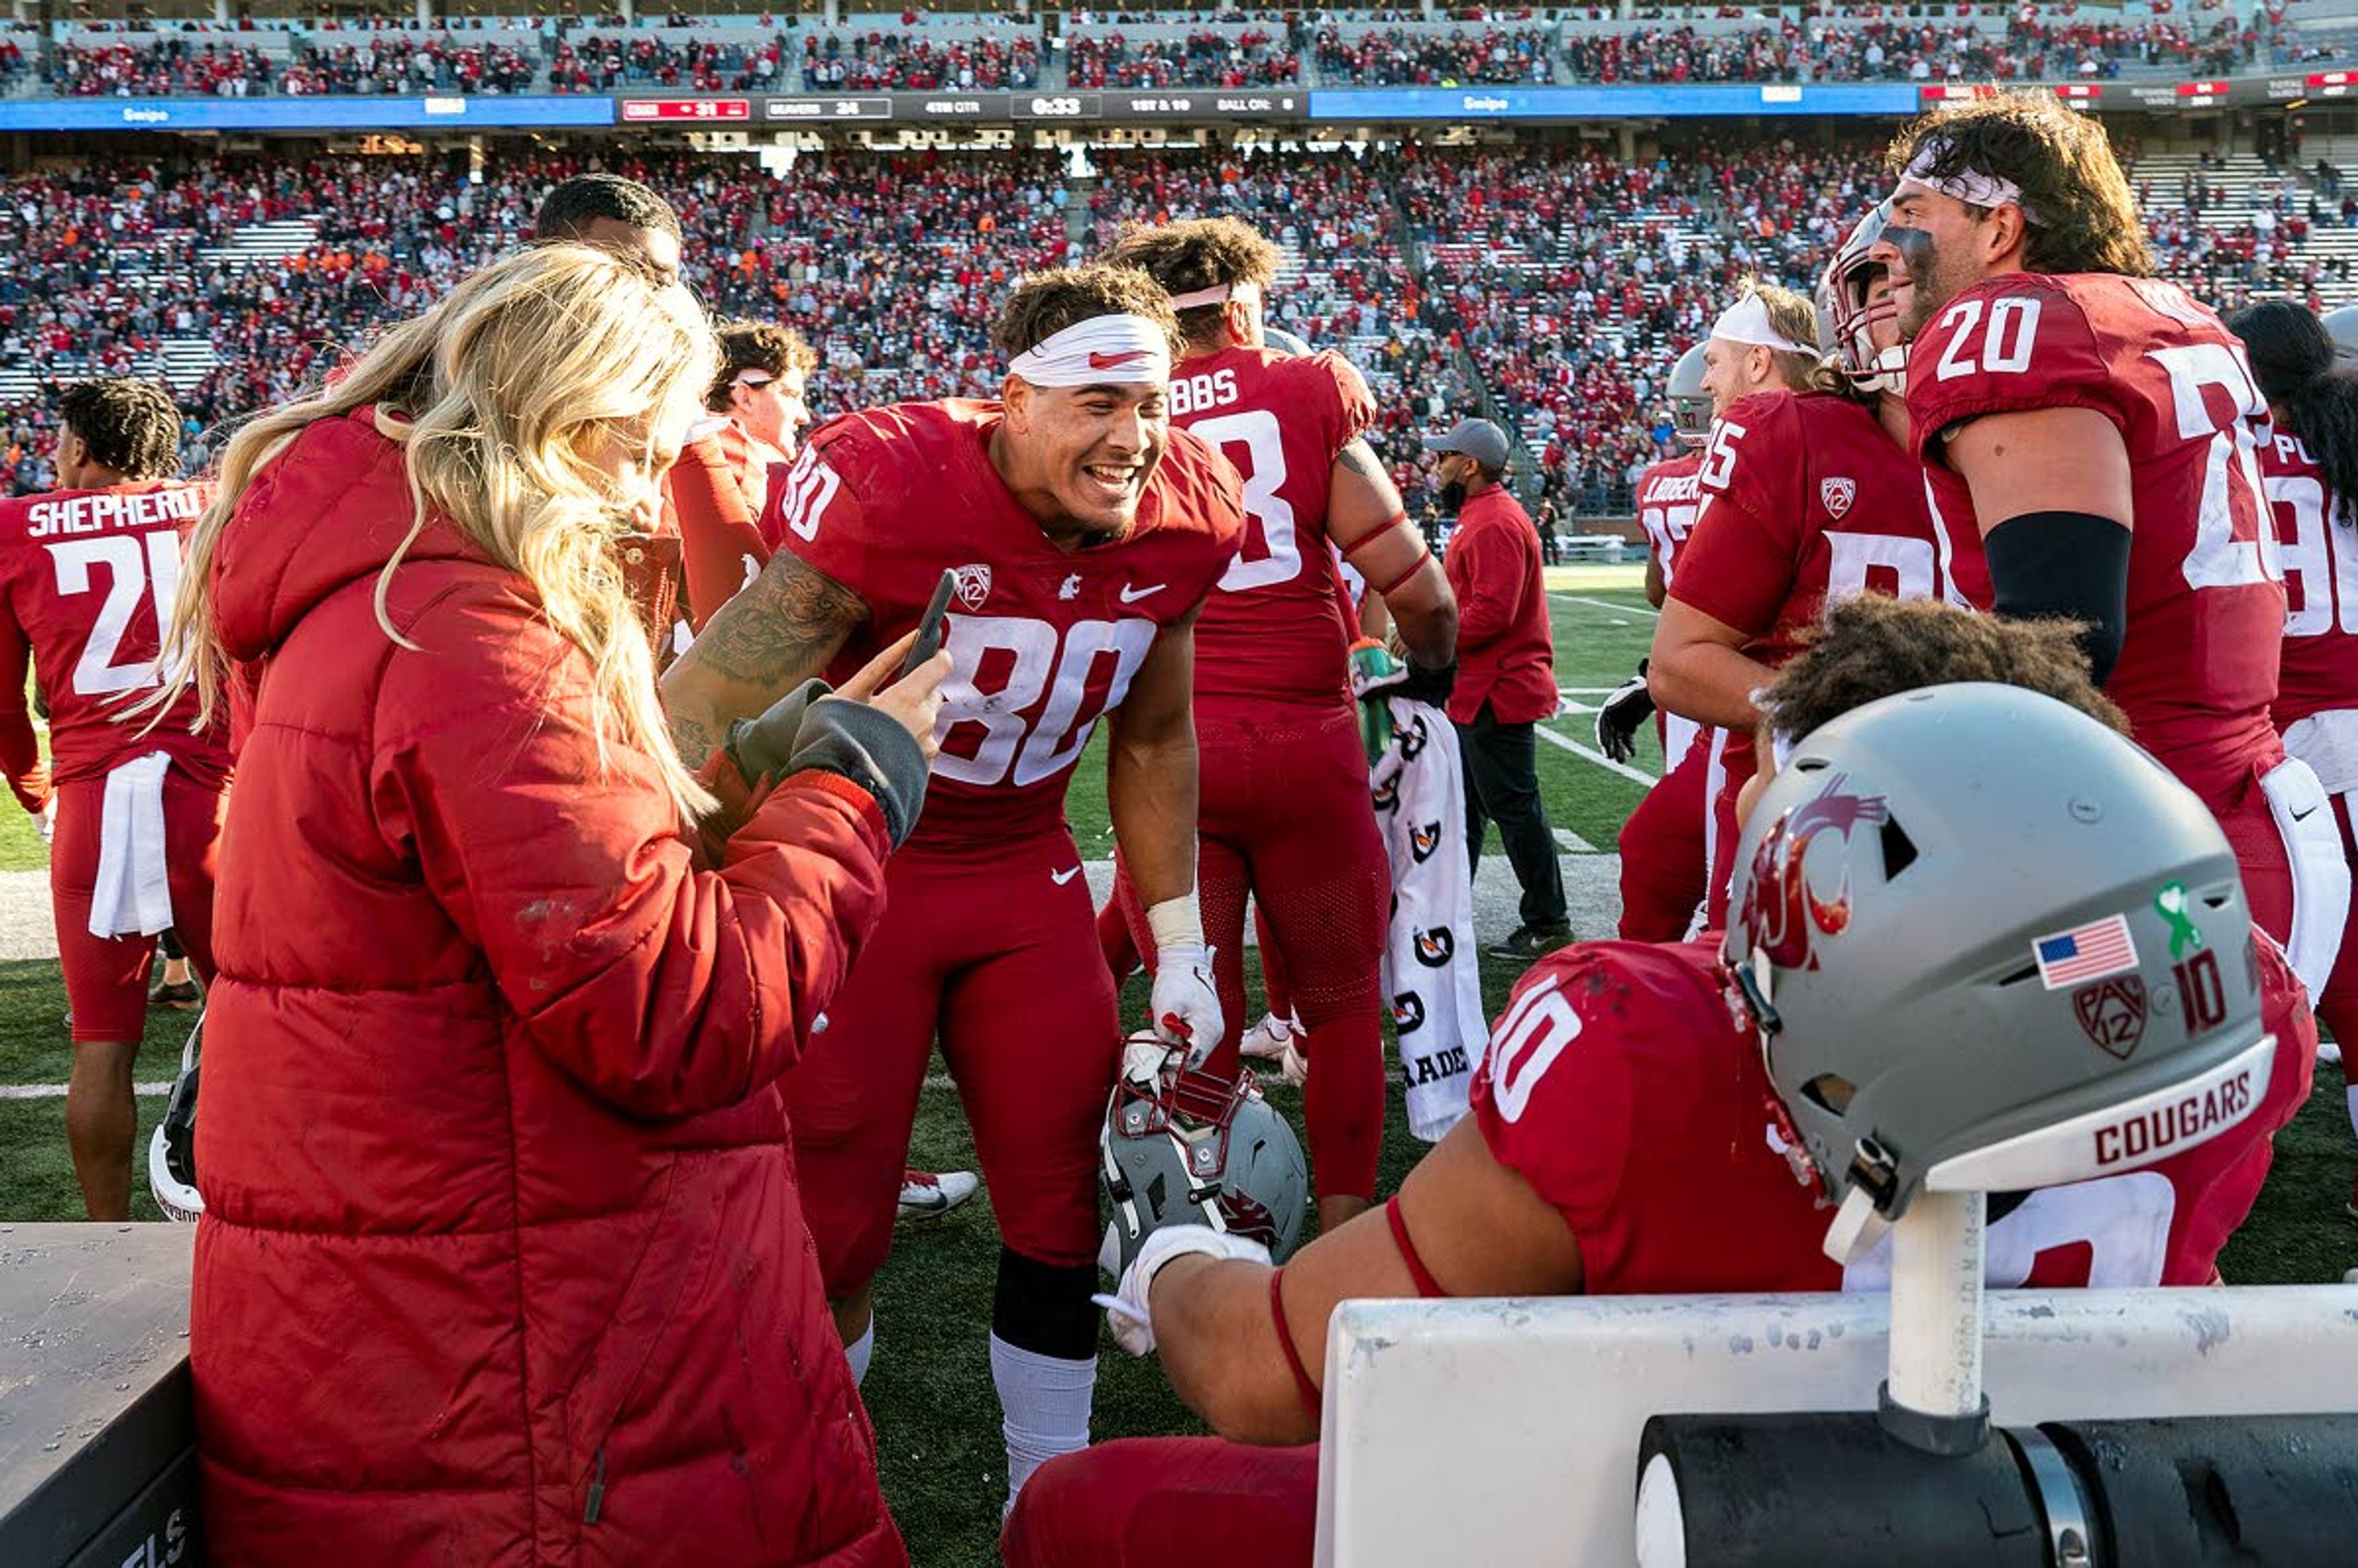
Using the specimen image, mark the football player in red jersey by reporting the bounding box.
[708,317,815,524]
[661,265,1245,1507]
[1097,217,1458,1230]
[2230,299,2358,1216]
[0,379,232,1220]
[1606,341,1713,941]
[1650,244,1950,932]
[1000,596,2317,1568]
[1867,91,2344,1003]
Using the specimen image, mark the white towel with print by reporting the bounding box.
[1372,696,1487,1141]
[87,750,174,939]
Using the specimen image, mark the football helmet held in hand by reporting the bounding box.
[1100,1038,1309,1276]
[149,1012,203,1223]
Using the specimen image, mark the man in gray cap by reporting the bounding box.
[1426,416,1570,959]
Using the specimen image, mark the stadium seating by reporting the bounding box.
[0,125,2349,510]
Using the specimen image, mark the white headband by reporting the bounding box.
[1167,278,1264,311]
[1899,145,2039,220]
[1711,293,1813,357]
[1007,314,1173,387]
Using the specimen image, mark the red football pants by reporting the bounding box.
[1115,702,1387,1203]
[51,767,228,1045]
[1003,1437,1319,1568]
[1617,732,1711,942]
[785,827,1119,1292]
[2319,792,2357,1138]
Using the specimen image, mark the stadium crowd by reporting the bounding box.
[0,129,2347,511]
[1063,29,1300,88]
[550,32,786,93]
[798,31,1042,91]
[1314,25,1557,85]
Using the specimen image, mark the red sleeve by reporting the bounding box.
[666,435,769,631]
[373,620,891,1121]
[1470,947,1636,1238]
[0,580,44,814]
[759,435,877,593]
[1446,510,1528,648]
[1317,351,1379,451]
[1666,395,1807,637]
[1904,277,2128,470]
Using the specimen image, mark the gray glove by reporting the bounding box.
[728,680,930,848]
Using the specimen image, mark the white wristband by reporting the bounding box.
[1145,893,1204,953]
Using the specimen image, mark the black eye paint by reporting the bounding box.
[1885,223,1939,266]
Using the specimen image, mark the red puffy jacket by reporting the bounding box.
[189,409,908,1567]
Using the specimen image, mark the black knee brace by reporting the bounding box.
[992,1246,1102,1360]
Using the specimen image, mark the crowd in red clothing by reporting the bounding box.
[0,137,2344,516]
[1065,31,1299,88]
[49,41,278,98]
[800,31,1041,91]
[1315,26,1556,85]
[282,35,537,95]
[550,33,786,93]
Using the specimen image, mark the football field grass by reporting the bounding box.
[0,569,2349,1567]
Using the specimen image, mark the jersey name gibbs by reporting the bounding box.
[769,398,1244,844]
[1169,344,1379,710]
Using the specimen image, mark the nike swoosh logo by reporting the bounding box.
[1051,866,1083,886]
[2291,803,2320,823]
[1118,583,1165,604]
[1089,350,1149,370]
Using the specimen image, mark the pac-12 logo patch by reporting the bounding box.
[1819,477,1856,520]
[951,564,994,610]
[2072,976,2148,1060]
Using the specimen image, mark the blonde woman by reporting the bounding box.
[173,244,941,1567]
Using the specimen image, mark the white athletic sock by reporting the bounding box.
[846,1319,874,1386]
[990,1332,1095,1503]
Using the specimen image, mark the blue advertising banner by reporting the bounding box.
[0,96,616,132]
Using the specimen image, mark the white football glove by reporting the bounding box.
[1092,1222,1272,1356]
[1150,942,1222,1069]
[1593,661,1656,764]
[1121,1032,1175,1087]
[36,796,54,848]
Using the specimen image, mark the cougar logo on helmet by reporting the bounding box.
[1742,771,1889,971]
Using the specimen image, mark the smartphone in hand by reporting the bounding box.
[904,568,959,676]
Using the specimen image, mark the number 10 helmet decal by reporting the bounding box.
[1722,684,2273,1263]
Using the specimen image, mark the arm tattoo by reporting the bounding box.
[671,552,865,688]
[661,551,866,758]
[1336,439,1388,484]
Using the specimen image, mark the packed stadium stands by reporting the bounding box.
[0,3,2354,512]
[0,117,2351,510]
[17,4,2351,100]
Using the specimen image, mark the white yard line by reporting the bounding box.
[1535,720,1657,786]
[0,1081,174,1101]
[1553,826,1598,853]
[1551,592,1659,619]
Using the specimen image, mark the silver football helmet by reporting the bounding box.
[1100,1037,1309,1275]
[1263,325,1314,357]
[2322,301,2358,368]
[1724,685,2273,1262]
[149,1013,202,1223]
[1667,341,1713,443]
[1818,204,1907,397]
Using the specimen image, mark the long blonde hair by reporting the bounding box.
[166,243,720,817]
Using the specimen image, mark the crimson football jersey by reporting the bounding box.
[1171,346,1376,710]
[1634,451,1704,593]
[1907,273,2287,802]
[0,481,230,793]
[766,398,1245,845]
[1668,389,1947,803]
[2255,424,2357,731]
[1471,933,2314,1294]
